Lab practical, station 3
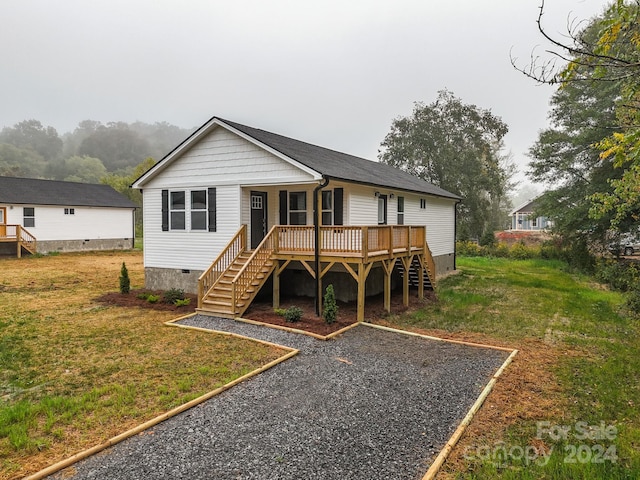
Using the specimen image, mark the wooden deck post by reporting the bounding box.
[357,262,366,322]
[273,260,280,309]
[383,259,392,313]
[16,227,21,259]
[417,256,424,300]
[401,257,410,307]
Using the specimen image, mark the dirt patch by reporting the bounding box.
[244,289,437,336]
[95,289,198,313]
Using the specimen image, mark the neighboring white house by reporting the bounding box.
[132,116,460,313]
[0,176,136,255]
[510,197,552,231]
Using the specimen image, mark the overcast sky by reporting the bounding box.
[0,0,608,189]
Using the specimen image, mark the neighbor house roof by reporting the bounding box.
[133,117,461,200]
[0,176,137,208]
[510,197,541,215]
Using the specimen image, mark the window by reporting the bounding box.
[420,198,427,209]
[532,217,538,228]
[23,207,35,228]
[170,191,186,230]
[64,208,75,215]
[397,196,404,225]
[191,190,207,230]
[377,195,387,225]
[289,192,307,225]
[321,190,333,225]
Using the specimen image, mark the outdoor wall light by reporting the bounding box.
[374,191,380,197]
[389,193,395,199]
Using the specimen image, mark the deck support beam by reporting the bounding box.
[273,261,280,309]
[401,257,411,307]
[381,258,394,313]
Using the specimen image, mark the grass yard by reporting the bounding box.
[383,257,640,479]
[0,251,285,479]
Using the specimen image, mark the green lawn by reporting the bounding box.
[389,256,640,479]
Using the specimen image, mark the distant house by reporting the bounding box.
[0,176,136,256]
[510,197,552,231]
[132,117,460,320]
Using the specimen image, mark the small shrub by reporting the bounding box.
[626,288,640,314]
[322,284,339,324]
[509,242,533,260]
[136,292,150,300]
[119,262,130,294]
[163,288,185,304]
[274,308,287,316]
[174,298,191,307]
[479,231,496,247]
[146,294,159,304]
[492,242,511,258]
[284,306,303,323]
[456,240,485,257]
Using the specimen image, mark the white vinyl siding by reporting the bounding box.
[144,127,316,189]
[3,204,133,241]
[144,186,241,271]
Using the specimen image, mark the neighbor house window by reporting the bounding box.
[289,191,307,225]
[64,208,75,215]
[190,190,207,230]
[23,207,35,228]
[397,196,404,225]
[321,190,333,225]
[170,191,186,230]
[532,217,538,228]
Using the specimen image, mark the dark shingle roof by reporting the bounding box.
[0,177,137,208]
[221,119,460,200]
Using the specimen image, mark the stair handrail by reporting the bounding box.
[423,241,436,286]
[231,225,278,313]
[17,226,37,253]
[198,224,247,308]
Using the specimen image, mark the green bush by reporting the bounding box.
[322,284,339,324]
[146,294,159,304]
[284,306,303,323]
[136,292,150,300]
[174,298,191,307]
[595,259,640,292]
[163,288,185,304]
[492,243,511,258]
[119,262,130,294]
[509,242,533,260]
[273,308,286,316]
[479,231,496,247]
[456,241,485,257]
[626,288,640,314]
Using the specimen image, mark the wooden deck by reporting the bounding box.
[0,225,37,257]
[198,225,436,321]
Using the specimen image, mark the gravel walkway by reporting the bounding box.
[51,316,509,480]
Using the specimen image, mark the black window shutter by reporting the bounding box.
[161,190,169,231]
[333,188,343,225]
[208,188,217,232]
[279,190,288,225]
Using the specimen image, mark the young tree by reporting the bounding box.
[379,90,514,240]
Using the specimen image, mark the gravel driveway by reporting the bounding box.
[51,316,509,480]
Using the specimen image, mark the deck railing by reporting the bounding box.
[1,225,37,255]
[198,224,246,308]
[275,225,426,259]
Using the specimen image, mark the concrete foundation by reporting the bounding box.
[145,267,204,294]
[144,252,456,298]
[37,238,135,254]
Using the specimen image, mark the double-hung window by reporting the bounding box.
[321,191,333,225]
[170,191,186,230]
[289,192,307,225]
[190,190,207,230]
[397,196,404,225]
[23,207,35,228]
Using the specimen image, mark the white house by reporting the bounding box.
[0,176,136,256]
[132,117,460,320]
[510,197,552,231]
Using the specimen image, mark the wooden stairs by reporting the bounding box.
[200,251,275,317]
[395,255,435,291]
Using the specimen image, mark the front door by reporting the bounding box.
[377,195,388,225]
[250,191,268,249]
[0,207,6,237]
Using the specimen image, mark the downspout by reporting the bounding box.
[314,175,330,316]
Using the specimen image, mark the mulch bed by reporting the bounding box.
[96,288,436,336]
[95,289,198,313]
